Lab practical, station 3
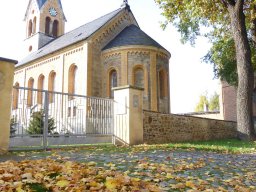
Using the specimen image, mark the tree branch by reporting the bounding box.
[227,0,236,5]
[235,0,244,12]
[221,0,236,8]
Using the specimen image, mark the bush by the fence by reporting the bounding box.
[10,117,17,137]
[26,110,56,135]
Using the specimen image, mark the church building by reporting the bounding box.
[13,0,171,113]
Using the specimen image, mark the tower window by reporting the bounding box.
[28,19,33,36]
[29,46,32,52]
[52,20,59,37]
[45,17,51,35]
[33,17,37,34]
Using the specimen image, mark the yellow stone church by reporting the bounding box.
[13,0,171,113]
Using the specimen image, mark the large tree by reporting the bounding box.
[204,37,256,87]
[155,0,256,140]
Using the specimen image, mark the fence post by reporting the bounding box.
[0,57,17,152]
[113,85,144,145]
[43,91,49,150]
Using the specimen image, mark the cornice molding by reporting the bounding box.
[102,45,170,59]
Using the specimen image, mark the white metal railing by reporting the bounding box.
[10,86,114,150]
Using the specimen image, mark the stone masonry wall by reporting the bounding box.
[143,111,237,144]
[157,55,169,113]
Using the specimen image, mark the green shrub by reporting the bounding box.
[10,116,17,136]
[27,110,56,135]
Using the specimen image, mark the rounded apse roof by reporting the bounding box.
[103,24,168,52]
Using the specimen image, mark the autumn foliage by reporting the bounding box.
[0,159,160,191]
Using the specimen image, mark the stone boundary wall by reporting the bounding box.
[189,112,223,120]
[180,111,223,120]
[143,110,237,144]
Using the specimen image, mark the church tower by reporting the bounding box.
[23,0,66,55]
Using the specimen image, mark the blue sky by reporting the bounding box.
[0,0,219,113]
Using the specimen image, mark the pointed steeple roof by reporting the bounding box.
[36,0,64,9]
[24,0,66,21]
[37,0,47,8]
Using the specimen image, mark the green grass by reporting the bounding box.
[167,139,256,154]
[7,139,256,157]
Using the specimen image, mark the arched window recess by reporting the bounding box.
[108,69,118,98]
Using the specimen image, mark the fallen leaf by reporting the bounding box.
[105,177,118,190]
[185,180,195,189]
[1,173,14,181]
[16,186,25,192]
[56,180,70,188]
[88,161,97,166]
[166,173,173,179]
[21,173,32,180]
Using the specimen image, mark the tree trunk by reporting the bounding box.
[227,2,255,140]
[252,5,256,46]
[252,18,256,47]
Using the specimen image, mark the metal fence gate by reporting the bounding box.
[10,87,114,150]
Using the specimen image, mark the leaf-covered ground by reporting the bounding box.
[0,144,256,191]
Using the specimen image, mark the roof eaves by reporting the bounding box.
[24,0,33,21]
[17,38,88,67]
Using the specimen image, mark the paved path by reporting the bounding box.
[1,148,256,191]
